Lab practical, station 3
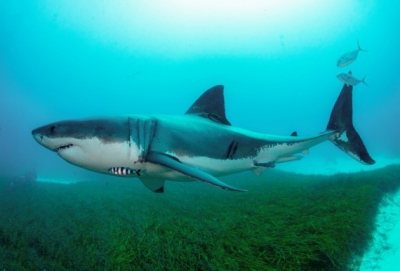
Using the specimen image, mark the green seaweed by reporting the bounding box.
[1,165,400,270]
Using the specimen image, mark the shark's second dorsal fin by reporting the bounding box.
[185,85,231,125]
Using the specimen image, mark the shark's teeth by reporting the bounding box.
[56,144,73,151]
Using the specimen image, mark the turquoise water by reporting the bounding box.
[1,1,400,269]
[1,1,400,176]
[1,1,399,179]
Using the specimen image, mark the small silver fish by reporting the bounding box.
[337,41,367,67]
[337,72,368,86]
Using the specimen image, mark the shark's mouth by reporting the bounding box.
[56,144,74,152]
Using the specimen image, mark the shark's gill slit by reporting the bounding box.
[225,140,239,159]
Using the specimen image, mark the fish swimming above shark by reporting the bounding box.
[337,71,368,87]
[337,40,367,67]
[32,82,375,193]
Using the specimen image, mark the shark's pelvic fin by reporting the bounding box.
[139,178,165,193]
[185,85,231,125]
[146,151,246,192]
[275,155,304,163]
[326,76,375,165]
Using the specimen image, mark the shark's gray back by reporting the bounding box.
[150,115,266,160]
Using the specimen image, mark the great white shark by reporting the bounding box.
[32,82,375,193]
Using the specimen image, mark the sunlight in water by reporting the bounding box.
[43,0,370,56]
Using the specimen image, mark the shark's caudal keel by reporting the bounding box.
[32,82,374,193]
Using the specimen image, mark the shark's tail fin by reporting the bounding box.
[326,81,375,165]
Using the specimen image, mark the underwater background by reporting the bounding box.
[1,1,400,270]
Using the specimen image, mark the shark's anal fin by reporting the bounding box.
[139,178,165,193]
[146,152,246,192]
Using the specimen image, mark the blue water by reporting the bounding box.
[1,1,399,176]
[1,1,400,269]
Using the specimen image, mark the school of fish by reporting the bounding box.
[336,41,368,86]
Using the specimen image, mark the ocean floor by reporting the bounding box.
[359,188,400,271]
[283,155,400,271]
[1,163,400,270]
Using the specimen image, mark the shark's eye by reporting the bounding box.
[50,125,56,133]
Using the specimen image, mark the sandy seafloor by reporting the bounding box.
[359,190,400,271]
[279,156,400,270]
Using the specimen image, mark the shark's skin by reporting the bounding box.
[32,83,375,193]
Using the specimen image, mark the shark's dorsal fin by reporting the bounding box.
[185,85,231,125]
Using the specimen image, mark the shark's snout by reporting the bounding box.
[32,128,42,142]
[31,125,59,151]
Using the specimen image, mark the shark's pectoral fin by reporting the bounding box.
[139,177,165,193]
[146,152,246,192]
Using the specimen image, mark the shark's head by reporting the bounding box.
[32,117,144,174]
[32,120,86,153]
